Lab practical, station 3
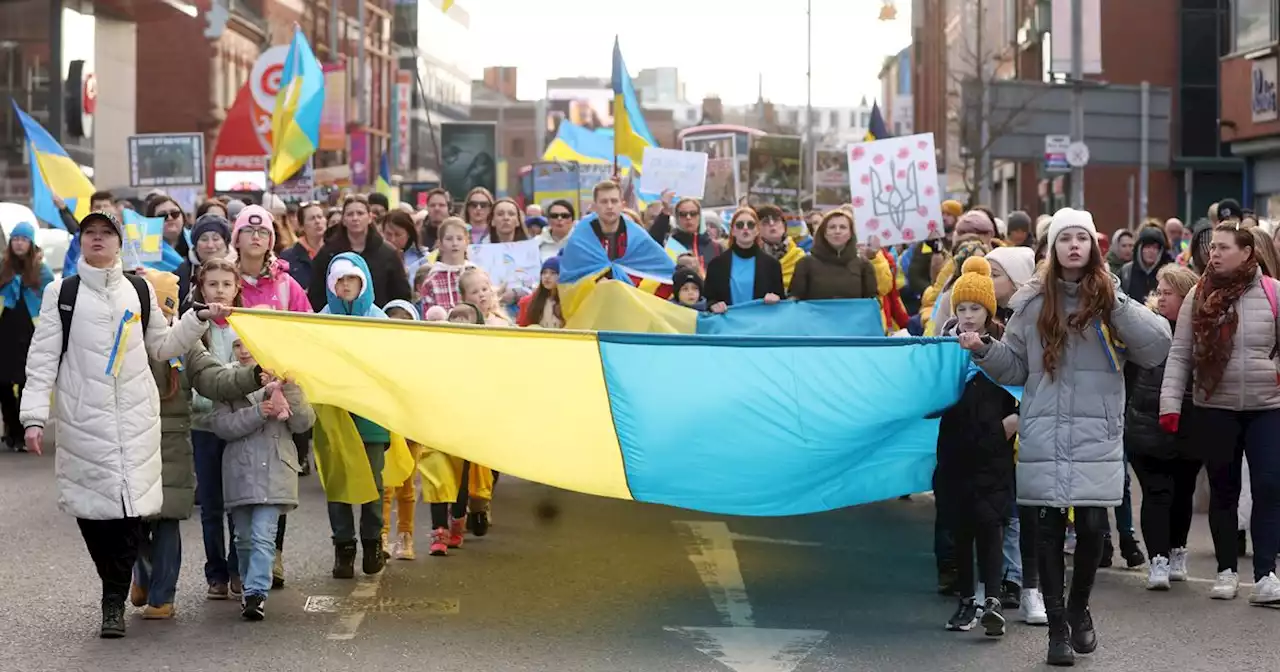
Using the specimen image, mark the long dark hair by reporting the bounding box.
[1037,232,1115,380]
[490,198,530,243]
[525,280,561,325]
[384,210,419,252]
[0,236,41,289]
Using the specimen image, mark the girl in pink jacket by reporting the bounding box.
[233,205,313,313]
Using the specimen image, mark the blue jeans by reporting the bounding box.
[133,519,182,606]
[1104,460,1136,539]
[231,505,281,598]
[1002,497,1022,588]
[327,443,386,543]
[193,430,238,583]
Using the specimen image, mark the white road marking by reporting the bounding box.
[665,626,827,672]
[670,521,829,672]
[325,572,383,641]
[673,521,755,627]
[728,533,823,548]
[1089,566,1255,587]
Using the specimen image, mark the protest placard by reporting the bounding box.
[814,149,851,208]
[748,135,802,212]
[469,239,542,295]
[846,132,943,247]
[639,147,707,199]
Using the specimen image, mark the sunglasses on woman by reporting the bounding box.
[677,210,700,219]
[156,210,183,221]
[733,220,758,230]
[548,212,573,220]
[467,201,492,209]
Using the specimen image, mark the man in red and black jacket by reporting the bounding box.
[589,180,628,260]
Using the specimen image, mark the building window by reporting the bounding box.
[829,110,839,128]
[1234,0,1276,52]
[859,112,870,127]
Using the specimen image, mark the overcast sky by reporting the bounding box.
[466,0,912,107]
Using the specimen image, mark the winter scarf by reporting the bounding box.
[1192,256,1260,398]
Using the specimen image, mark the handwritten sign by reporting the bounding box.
[639,147,707,199]
[469,239,542,295]
[846,132,943,247]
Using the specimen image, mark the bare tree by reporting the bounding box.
[945,0,1041,206]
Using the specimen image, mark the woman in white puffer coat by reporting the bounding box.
[19,210,230,640]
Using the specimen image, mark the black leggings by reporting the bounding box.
[77,517,145,602]
[953,520,1003,600]
[1129,454,1200,560]
[1037,506,1105,611]
[0,381,22,443]
[1018,505,1040,590]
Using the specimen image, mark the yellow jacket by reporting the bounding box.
[778,241,807,292]
[921,258,954,336]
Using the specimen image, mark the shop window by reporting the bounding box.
[1233,0,1276,52]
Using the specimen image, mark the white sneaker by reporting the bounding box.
[1147,556,1171,591]
[1249,572,1280,606]
[1211,569,1239,600]
[1169,547,1189,582]
[1019,588,1048,625]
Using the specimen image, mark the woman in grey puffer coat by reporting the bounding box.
[208,360,314,621]
[961,208,1171,667]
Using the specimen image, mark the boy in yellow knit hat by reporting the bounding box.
[936,256,1023,637]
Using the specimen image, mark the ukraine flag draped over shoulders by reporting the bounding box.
[558,213,675,318]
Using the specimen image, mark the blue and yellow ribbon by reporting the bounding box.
[106,310,140,377]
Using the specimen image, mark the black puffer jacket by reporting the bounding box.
[935,369,1018,527]
[1125,320,1196,459]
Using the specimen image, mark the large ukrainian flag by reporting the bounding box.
[269,27,324,185]
[227,310,970,516]
[12,102,95,228]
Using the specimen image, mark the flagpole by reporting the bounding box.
[804,0,813,205]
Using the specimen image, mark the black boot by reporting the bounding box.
[1045,598,1074,666]
[1098,536,1113,568]
[332,541,357,579]
[100,598,126,639]
[361,539,385,575]
[1119,534,1145,569]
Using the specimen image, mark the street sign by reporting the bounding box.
[1066,141,1090,168]
[1044,135,1070,173]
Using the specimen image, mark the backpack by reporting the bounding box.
[58,273,151,364]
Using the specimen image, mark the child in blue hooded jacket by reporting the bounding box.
[320,252,391,577]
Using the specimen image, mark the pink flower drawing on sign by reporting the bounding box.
[884,184,895,193]
[860,174,871,185]
[917,160,930,171]
[872,154,885,165]
[917,140,928,150]
[927,220,939,232]
[897,169,907,179]
[897,147,910,160]
[851,146,866,161]
[924,186,936,197]
[852,196,866,208]
[917,206,929,216]
[865,218,880,231]
[902,228,916,241]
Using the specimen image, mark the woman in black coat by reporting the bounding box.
[308,195,411,311]
[1125,264,1200,590]
[703,207,784,313]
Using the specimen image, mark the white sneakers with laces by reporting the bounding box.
[1147,556,1171,591]
[1169,547,1189,582]
[1249,572,1280,606]
[1019,588,1048,625]
[1211,569,1239,600]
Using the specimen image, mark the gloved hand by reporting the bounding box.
[1159,413,1179,434]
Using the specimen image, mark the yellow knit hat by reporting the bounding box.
[950,256,997,317]
[941,200,964,217]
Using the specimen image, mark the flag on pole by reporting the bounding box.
[376,154,396,206]
[611,38,656,173]
[269,27,325,185]
[11,101,95,229]
[442,0,454,11]
[865,102,891,141]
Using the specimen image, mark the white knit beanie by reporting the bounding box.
[1046,207,1098,245]
[985,246,1036,289]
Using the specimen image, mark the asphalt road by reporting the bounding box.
[0,442,1276,672]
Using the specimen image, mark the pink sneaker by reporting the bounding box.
[430,528,449,556]
[448,518,465,548]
